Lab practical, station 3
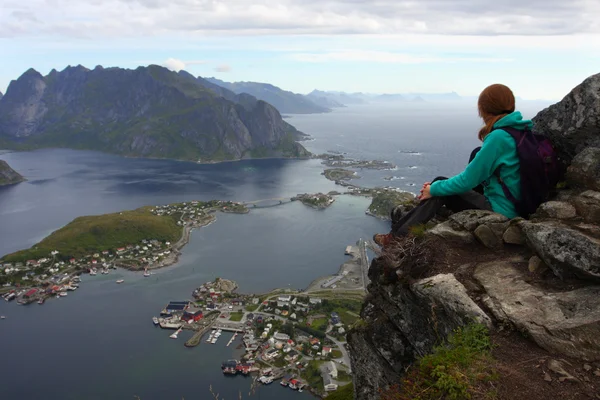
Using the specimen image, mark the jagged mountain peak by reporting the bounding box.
[0,65,309,161]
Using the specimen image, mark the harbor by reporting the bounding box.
[149,277,357,397]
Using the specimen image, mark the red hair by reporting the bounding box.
[477,84,515,141]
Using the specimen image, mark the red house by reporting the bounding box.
[23,289,38,298]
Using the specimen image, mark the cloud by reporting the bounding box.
[1,0,598,38]
[162,58,205,72]
[214,64,232,73]
[290,50,513,64]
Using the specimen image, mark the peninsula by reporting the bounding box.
[0,160,25,186]
[0,200,248,294]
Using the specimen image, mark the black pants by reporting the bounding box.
[391,147,491,236]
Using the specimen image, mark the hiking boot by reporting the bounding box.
[373,233,393,247]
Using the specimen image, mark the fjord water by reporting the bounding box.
[0,101,552,399]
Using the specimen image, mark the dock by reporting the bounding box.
[212,325,244,333]
[226,332,238,347]
[184,322,215,347]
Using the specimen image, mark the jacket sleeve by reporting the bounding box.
[430,130,508,197]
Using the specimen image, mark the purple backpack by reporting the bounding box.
[495,127,560,218]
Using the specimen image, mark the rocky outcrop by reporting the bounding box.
[348,267,493,398]
[519,220,600,281]
[475,260,600,361]
[0,65,309,162]
[566,147,600,191]
[533,73,600,163]
[0,160,25,186]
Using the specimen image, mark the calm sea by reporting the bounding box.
[0,100,552,399]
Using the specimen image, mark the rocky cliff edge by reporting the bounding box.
[348,73,600,400]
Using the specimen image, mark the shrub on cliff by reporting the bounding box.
[380,324,498,400]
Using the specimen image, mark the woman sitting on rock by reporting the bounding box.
[374,83,531,247]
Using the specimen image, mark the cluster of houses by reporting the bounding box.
[150,200,247,226]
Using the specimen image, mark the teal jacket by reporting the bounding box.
[430,112,532,219]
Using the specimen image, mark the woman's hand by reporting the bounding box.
[419,184,432,201]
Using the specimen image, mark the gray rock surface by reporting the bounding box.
[503,225,526,245]
[412,274,492,328]
[426,221,474,244]
[571,191,600,223]
[566,147,600,191]
[449,210,509,231]
[520,220,600,280]
[536,201,577,219]
[532,73,600,163]
[528,255,547,273]
[475,260,600,361]
[474,224,501,248]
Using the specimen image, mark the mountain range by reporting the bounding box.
[206,78,331,114]
[0,65,309,162]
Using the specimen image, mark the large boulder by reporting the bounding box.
[571,190,600,223]
[426,221,474,244]
[566,147,600,191]
[519,220,600,281]
[532,73,600,164]
[475,260,600,361]
[535,201,577,220]
[448,209,508,231]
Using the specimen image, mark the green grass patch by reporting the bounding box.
[408,224,428,238]
[325,383,354,399]
[245,304,259,312]
[310,317,329,331]
[337,370,352,382]
[331,350,343,359]
[1,207,181,263]
[300,360,326,391]
[380,324,498,400]
[229,311,244,322]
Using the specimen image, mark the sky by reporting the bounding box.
[1,0,600,100]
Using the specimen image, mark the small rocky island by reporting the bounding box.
[315,153,396,170]
[0,160,25,186]
[322,168,359,181]
[292,193,336,209]
[365,189,415,220]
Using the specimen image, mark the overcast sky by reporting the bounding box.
[2,0,599,99]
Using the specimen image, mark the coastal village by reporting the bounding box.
[0,200,248,304]
[153,278,357,396]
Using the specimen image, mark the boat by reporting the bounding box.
[211,338,217,344]
[143,268,150,277]
[38,298,45,305]
[60,292,68,297]
[102,269,109,275]
[4,293,16,302]
[280,379,288,387]
[152,317,159,325]
[258,376,273,384]
[89,269,97,276]
[1,316,5,319]
[56,294,60,299]
[170,327,183,339]
[116,279,124,284]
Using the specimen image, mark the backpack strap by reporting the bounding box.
[494,167,519,206]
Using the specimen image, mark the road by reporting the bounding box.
[358,238,369,292]
[326,334,352,371]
